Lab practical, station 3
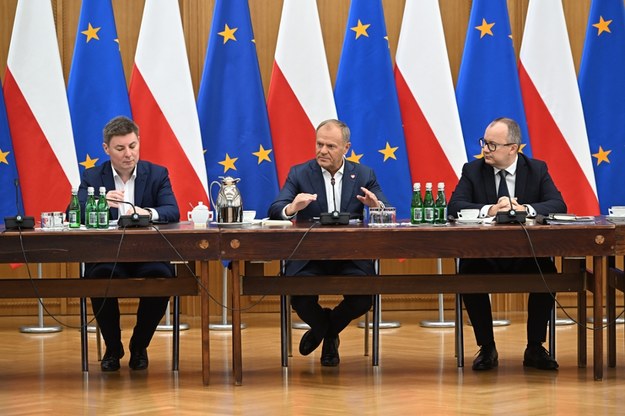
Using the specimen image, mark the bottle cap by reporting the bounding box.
[87,186,94,193]
[413,182,420,191]
[438,182,445,189]
[425,182,432,189]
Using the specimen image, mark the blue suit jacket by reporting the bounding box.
[76,160,180,223]
[268,159,388,276]
[448,153,566,217]
[268,159,388,221]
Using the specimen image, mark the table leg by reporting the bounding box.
[593,256,604,381]
[232,260,242,385]
[201,260,211,385]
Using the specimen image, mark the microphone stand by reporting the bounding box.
[19,263,63,334]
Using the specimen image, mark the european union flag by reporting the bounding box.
[334,0,412,219]
[68,0,131,173]
[579,0,625,213]
[456,0,531,159]
[0,85,21,223]
[198,0,278,215]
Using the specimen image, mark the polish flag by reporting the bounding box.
[395,0,467,190]
[129,0,208,211]
[519,0,598,214]
[4,0,79,216]
[267,0,337,185]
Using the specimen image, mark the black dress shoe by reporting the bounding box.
[101,346,124,372]
[129,348,149,370]
[472,344,498,371]
[320,336,340,367]
[523,345,559,370]
[299,330,323,356]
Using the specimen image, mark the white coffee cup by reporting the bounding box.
[608,206,625,217]
[457,209,480,220]
[242,210,256,222]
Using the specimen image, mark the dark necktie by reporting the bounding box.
[497,170,510,198]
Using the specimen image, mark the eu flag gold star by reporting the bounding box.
[79,154,99,169]
[252,145,272,164]
[219,153,238,172]
[593,146,612,165]
[351,19,371,39]
[593,16,613,36]
[378,142,399,162]
[219,24,238,44]
[475,18,495,38]
[81,23,101,43]
[346,150,363,164]
[0,148,9,164]
[518,143,527,154]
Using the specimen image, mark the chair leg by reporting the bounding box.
[80,298,89,372]
[455,294,464,367]
[172,296,180,371]
[549,300,556,359]
[280,294,289,367]
[372,294,380,366]
[364,306,370,357]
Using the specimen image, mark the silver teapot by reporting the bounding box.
[210,176,243,223]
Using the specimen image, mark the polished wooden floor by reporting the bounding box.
[0,310,623,415]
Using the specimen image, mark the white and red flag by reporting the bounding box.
[395,0,467,189]
[4,0,79,216]
[519,0,599,214]
[267,0,337,185]
[129,0,208,211]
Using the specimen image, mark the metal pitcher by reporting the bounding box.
[210,176,243,223]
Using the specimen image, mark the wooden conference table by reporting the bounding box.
[223,218,616,383]
[0,223,219,385]
[0,219,617,384]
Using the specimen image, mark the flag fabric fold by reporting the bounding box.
[519,0,599,215]
[4,0,79,216]
[129,0,208,213]
[198,0,279,216]
[267,0,337,186]
[334,0,412,219]
[579,0,625,213]
[395,0,467,191]
[0,84,21,224]
[68,0,132,174]
[456,0,531,160]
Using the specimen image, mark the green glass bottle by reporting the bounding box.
[410,182,423,224]
[435,182,447,224]
[423,182,435,224]
[97,186,109,229]
[68,187,81,228]
[85,187,97,229]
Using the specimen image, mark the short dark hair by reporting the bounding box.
[490,117,521,145]
[103,116,139,145]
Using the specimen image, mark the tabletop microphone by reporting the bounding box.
[495,196,527,224]
[106,198,151,227]
[320,176,349,225]
[4,179,35,230]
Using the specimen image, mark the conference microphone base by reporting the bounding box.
[118,214,151,228]
[320,212,350,225]
[495,210,527,224]
[4,215,35,230]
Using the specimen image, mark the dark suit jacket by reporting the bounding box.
[76,160,180,223]
[268,159,388,275]
[448,153,566,217]
[268,159,388,221]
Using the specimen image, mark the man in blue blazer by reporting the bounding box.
[448,117,566,371]
[77,116,180,372]
[269,119,388,366]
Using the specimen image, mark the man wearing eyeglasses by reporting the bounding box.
[448,117,566,371]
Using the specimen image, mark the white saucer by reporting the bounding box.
[456,218,482,224]
[212,221,253,228]
[607,215,625,222]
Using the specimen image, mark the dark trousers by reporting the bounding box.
[84,262,174,352]
[459,257,556,347]
[288,260,373,341]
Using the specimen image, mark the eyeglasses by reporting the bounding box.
[479,138,516,152]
